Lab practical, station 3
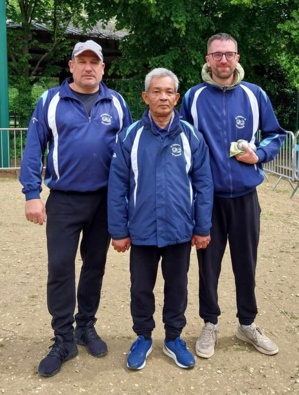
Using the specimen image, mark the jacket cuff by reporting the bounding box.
[25,190,41,201]
[111,235,130,240]
[256,149,266,163]
[193,227,210,237]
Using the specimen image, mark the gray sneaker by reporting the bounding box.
[236,323,279,355]
[195,323,218,358]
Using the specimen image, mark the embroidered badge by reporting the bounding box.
[235,115,246,129]
[171,144,182,157]
[100,113,112,125]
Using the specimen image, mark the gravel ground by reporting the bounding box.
[0,174,298,395]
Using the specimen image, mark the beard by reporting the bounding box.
[214,65,235,81]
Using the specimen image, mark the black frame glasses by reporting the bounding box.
[207,52,237,61]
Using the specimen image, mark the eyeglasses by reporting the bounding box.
[207,52,237,61]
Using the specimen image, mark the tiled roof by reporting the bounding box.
[7,20,127,40]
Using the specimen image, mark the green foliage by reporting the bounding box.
[6,0,299,130]
[106,78,145,121]
[6,0,83,124]
[85,0,299,129]
[277,8,299,93]
[9,78,59,127]
[81,0,298,129]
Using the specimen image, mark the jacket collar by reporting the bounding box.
[201,62,245,89]
[60,78,113,100]
[143,108,182,136]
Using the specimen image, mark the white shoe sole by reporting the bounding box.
[163,345,195,369]
[195,342,215,359]
[236,332,279,355]
[127,346,153,370]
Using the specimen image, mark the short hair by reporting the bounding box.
[144,68,179,93]
[207,33,238,53]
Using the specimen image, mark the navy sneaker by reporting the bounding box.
[75,319,108,357]
[38,335,78,377]
[127,336,153,370]
[163,337,195,369]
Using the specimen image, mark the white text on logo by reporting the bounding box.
[235,115,246,129]
[100,113,112,125]
[171,144,182,157]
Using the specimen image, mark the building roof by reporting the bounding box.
[7,20,127,80]
[7,20,127,40]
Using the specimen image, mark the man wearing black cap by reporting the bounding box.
[19,40,132,377]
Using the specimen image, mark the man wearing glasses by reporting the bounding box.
[181,33,286,359]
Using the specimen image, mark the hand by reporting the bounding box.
[235,144,259,164]
[111,237,131,253]
[191,235,211,250]
[25,199,46,225]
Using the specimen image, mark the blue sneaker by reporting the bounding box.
[127,336,153,370]
[163,337,195,369]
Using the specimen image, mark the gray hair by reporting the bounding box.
[207,33,238,52]
[144,68,179,93]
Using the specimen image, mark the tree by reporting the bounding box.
[6,0,82,125]
[7,0,299,129]
[81,0,298,129]
[277,7,299,87]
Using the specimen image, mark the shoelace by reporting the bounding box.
[48,337,70,360]
[251,326,268,341]
[201,327,215,343]
[81,323,99,344]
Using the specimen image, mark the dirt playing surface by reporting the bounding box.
[0,174,298,395]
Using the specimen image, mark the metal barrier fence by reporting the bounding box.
[262,130,299,198]
[0,128,27,169]
[1,127,299,197]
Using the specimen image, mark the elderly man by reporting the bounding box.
[108,68,214,370]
